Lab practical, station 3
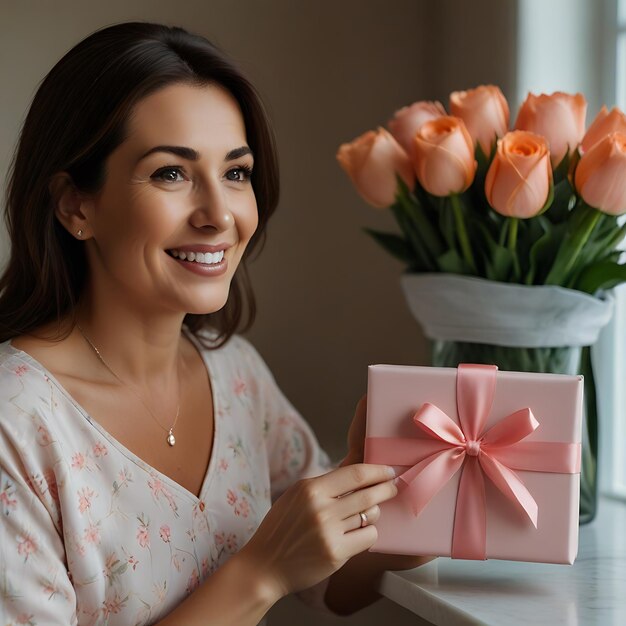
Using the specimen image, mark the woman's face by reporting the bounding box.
[82,82,258,316]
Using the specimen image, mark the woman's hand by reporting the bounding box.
[238,463,398,601]
[324,393,436,615]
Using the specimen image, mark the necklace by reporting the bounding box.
[76,324,181,447]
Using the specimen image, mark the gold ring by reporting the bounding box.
[359,511,368,528]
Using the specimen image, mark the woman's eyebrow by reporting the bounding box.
[137,145,253,163]
[225,146,254,161]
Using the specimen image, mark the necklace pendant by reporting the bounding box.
[167,429,176,447]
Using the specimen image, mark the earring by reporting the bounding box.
[77,229,83,238]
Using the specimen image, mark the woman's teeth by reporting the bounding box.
[168,249,225,264]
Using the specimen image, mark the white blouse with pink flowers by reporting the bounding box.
[0,327,336,625]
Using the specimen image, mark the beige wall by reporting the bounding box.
[0,2,517,624]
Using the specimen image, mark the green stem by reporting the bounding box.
[450,194,477,273]
[545,202,603,285]
[507,217,521,281]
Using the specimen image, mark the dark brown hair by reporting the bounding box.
[0,21,279,347]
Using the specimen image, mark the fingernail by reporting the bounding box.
[386,466,397,478]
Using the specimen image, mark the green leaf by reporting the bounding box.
[439,202,456,250]
[516,217,544,277]
[468,144,497,219]
[545,178,575,223]
[395,176,445,260]
[545,202,603,285]
[476,221,513,281]
[572,260,626,294]
[525,216,554,284]
[487,245,515,281]
[475,141,494,178]
[450,193,478,273]
[597,220,626,256]
[552,151,571,185]
[436,248,472,274]
[562,215,620,287]
[363,228,413,264]
[390,204,433,270]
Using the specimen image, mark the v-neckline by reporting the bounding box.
[6,326,220,503]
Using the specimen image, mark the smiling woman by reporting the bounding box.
[0,21,423,626]
[50,82,260,321]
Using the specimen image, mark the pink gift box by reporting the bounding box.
[364,363,583,564]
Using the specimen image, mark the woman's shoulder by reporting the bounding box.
[0,338,54,416]
[0,340,62,470]
[0,337,41,381]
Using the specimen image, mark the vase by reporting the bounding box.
[401,273,615,524]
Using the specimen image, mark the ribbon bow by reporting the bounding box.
[365,364,581,560]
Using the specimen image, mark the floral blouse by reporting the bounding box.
[0,327,336,625]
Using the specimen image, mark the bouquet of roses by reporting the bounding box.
[336,86,626,293]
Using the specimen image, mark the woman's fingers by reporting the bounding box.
[244,463,399,596]
[318,463,396,499]
[334,477,397,520]
[341,504,381,533]
[314,463,398,529]
[333,520,379,559]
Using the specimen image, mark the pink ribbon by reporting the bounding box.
[364,364,581,560]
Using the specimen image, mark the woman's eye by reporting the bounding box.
[151,167,186,183]
[226,165,253,183]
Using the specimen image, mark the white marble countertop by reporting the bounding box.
[378,496,626,626]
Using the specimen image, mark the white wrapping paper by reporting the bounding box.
[401,273,615,347]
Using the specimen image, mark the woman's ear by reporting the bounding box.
[49,172,93,239]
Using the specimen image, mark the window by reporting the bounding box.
[599,0,626,500]
[517,0,626,500]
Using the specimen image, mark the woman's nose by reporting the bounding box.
[189,185,233,232]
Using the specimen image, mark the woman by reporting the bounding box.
[0,22,428,625]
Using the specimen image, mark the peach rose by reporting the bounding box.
[388,100,446,157]
[485,130,552,218]
[336,127,415,208]
[413,116,477,196]
[449,85,509,155]
[581,105,626,153]
[514,92,587,166]
[574,132,626,216]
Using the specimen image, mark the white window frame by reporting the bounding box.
[517,0,626,501]
[596,285,626,501]
[598,0,626,501]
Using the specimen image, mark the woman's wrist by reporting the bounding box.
[234,544,286,609]
[154,548,283,625]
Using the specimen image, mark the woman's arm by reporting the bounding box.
[324,551,435,615]
[155,547,282,625]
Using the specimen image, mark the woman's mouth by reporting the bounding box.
[167,249,225,265]
[166,248,229,276]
